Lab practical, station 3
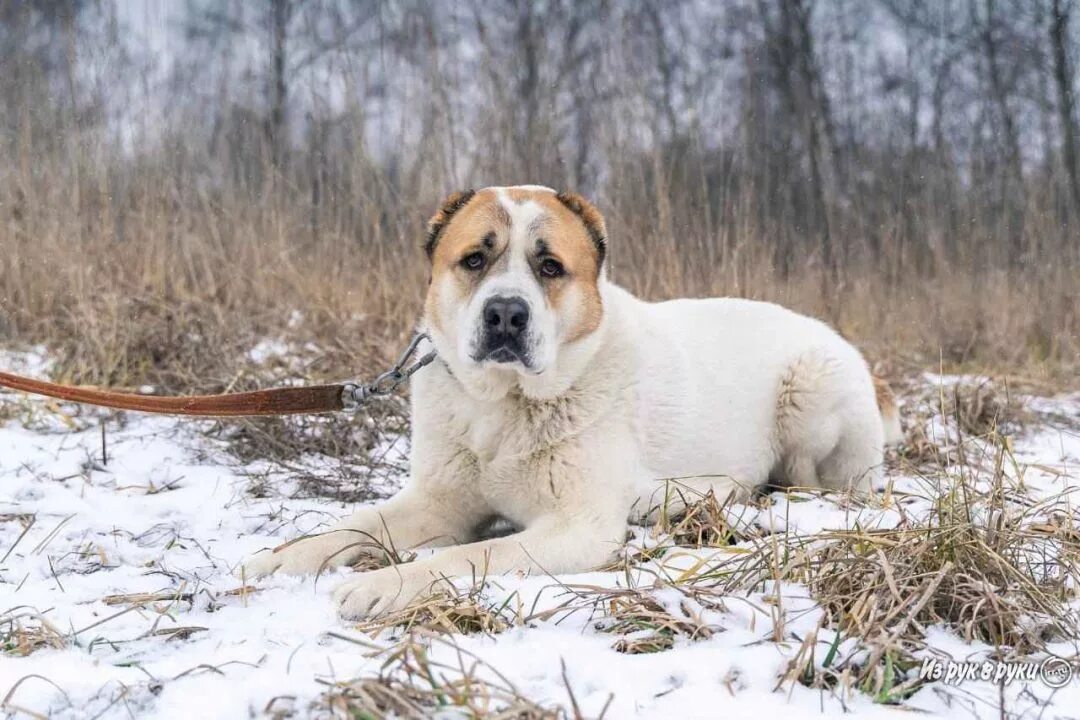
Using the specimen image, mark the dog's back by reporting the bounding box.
[604,284,889,498]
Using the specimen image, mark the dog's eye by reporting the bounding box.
[539,258,565,278]
[461,252,485,271]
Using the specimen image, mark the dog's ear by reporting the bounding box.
[556,191,607,265]
[425,190,476,259]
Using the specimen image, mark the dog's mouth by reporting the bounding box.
[483,346,524,364]
[472,338,534,370]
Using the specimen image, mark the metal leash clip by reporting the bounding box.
[340,333,437,411]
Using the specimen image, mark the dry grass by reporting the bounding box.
[220,404,408,503]
[590,585,723,655]
[700,429,1080,702]
[1,608,67,657]
[766,499,1080,704]
[5,200,1076,394]
[2,142,1077,428]
[897,377,1032,472]
[314,635,593,720]
[604,485,760,571]
[352,581,519,641]
[654,486,750,549]
[946,380,1031,437]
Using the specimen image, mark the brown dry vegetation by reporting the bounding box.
[313,635,585,719]
[1,152,1075,397]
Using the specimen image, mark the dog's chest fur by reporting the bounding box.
[413,354,629,520]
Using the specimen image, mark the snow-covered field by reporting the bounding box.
[1,347,1078,719]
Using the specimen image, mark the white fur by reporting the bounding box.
[241,190,890,619]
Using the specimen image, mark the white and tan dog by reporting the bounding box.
[241,185,901,618]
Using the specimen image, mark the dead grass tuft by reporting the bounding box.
[806,519,1075,654]
[694,456,1080,701]
[1,608,67,657]
[947,379,1030,437]
[897,377,1030,471]
[608,485,758,571]
[315,635,585,719]
[218,402,408,503]
[658,487,749,549]
[896,421,946,469]
[527,578,727,657]
[777,507,1078,702]
[353,581,518,640]
[596,586,723,655]
[45,293,258,395]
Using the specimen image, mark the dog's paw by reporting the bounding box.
[235,548,283,579]
[333,568,430,619]
[236,534,356,579]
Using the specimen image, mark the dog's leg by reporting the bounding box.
[817,426,884,493]
[329,425,647,618]
[237,437,496,579]
[781,454,822,490]
[774,348,891,493]
[332,509,627,618]
[239,486,479,577]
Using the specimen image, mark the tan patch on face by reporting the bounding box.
[555,191,607,262]
[424,189,506,333]
[526,192,604,342]
[423,187,606,344]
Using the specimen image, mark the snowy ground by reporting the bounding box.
[1,347,1078,719]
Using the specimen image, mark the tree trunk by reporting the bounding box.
[515,2,541,178]
[783,0,837,284]
[979,0,1026,262]
[268,0,290,172]
[1051,0,1080,216]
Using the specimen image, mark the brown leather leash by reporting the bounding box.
[0,334,436,418]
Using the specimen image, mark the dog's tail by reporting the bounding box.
[873,376,904,445]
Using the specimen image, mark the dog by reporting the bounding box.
[240,185,902,618]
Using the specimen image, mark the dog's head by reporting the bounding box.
[422,185,608,399]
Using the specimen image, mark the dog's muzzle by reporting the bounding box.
[475,295,531,366]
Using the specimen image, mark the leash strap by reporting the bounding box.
[0,372,348,416]
[0,334,436,418]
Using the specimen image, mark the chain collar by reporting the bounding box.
[339,333,437,411]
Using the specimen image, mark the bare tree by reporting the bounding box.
[183,0,379,178]
[975,0,1028,252]
[268,0,292,170]
[757,0,837,280]
[1051,0,1080,215]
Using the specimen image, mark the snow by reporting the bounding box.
[1,348,1078,718]
[247,338,291,365]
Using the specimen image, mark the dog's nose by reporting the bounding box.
[483,296,530,339]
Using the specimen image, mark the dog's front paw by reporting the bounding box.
[237,548,284,579]
[236,533,359,579]
[333,568,433,619]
